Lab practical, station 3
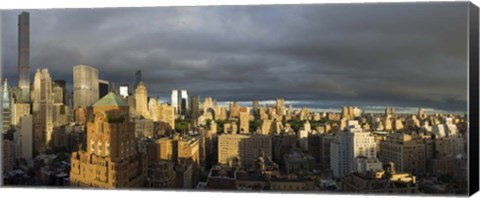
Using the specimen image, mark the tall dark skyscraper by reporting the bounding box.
[18,12,30,102]
[135,70,142,88]
[98,79,109,98]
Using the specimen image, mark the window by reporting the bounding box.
[98,122,103,134]
[90,139,95,154]
[106,141,110,156]
[98,140,103,155]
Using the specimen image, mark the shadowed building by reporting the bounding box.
[99,79,109,98]
[69,92,147,188]
[190,96,200,120]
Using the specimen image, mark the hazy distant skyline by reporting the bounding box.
[1,2,469,113]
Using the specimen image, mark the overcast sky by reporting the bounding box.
[1,2,469,113]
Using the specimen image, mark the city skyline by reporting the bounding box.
[1,3,474,194]
[1,2,469,113]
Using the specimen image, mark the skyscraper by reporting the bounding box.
[180,90,188,115]
[135,70,142,88]
[2,79,12,133]
[135,81,149,118]
[53,80,67,104]
[32,69,53,153]
[18,12,30,102]
[73,65,99,109]
[171,90,178,114]
[98,79,109,98]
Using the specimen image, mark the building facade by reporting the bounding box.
[73,65,99,109]
[18,12,30,102]
[69,92,147,188]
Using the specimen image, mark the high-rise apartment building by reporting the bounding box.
[330,121,377,178]
[52,82,64,104]
[229,101,239,119]
[18,12,30,102]
[53,80,67,104]
[15,115,33,160]
[180,90,188,115]
[276,98,285,117]
[73,65,99,109]
[69,92,147,188]
[2,79,12,133]
[252,99,259,118]
[239,107,249,134]
[158,103,175,129]
[190,96,200,120]
[135,82,149,118]
[32,69,53,153]
[171,90,178,114]
[218,134,272,169]
[12,102,30,126]
[379,133,426,175]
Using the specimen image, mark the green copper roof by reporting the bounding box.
[93,92,128,107]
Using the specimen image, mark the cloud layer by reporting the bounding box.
[1,2,469,113]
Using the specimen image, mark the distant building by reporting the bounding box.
[52,82,64,104]
[252,99,259,118]
[190,96,200,120]
[18,12,30,102]
[218,134,272,169]
[229,101,239,119]
[379,133,426,175]
[239,107,249,134]
[180,90,188,115]
[11,103,30,126]
[158,103,175,130]
[2,138,16,171]
[119,84,129,98]
[98,79,109,98]
[73,65,99,109]
[134,70,142,88]
[171,90,178,114]
[53,80,67,104]
[32,69,54,153]
[134,117,154,138]
[2,79,12,133]
[134,81,149,118]
[14,115,33,159]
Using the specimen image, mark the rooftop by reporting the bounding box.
[93,92,128,107]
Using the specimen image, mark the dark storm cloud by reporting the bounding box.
[1,2,469,113]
